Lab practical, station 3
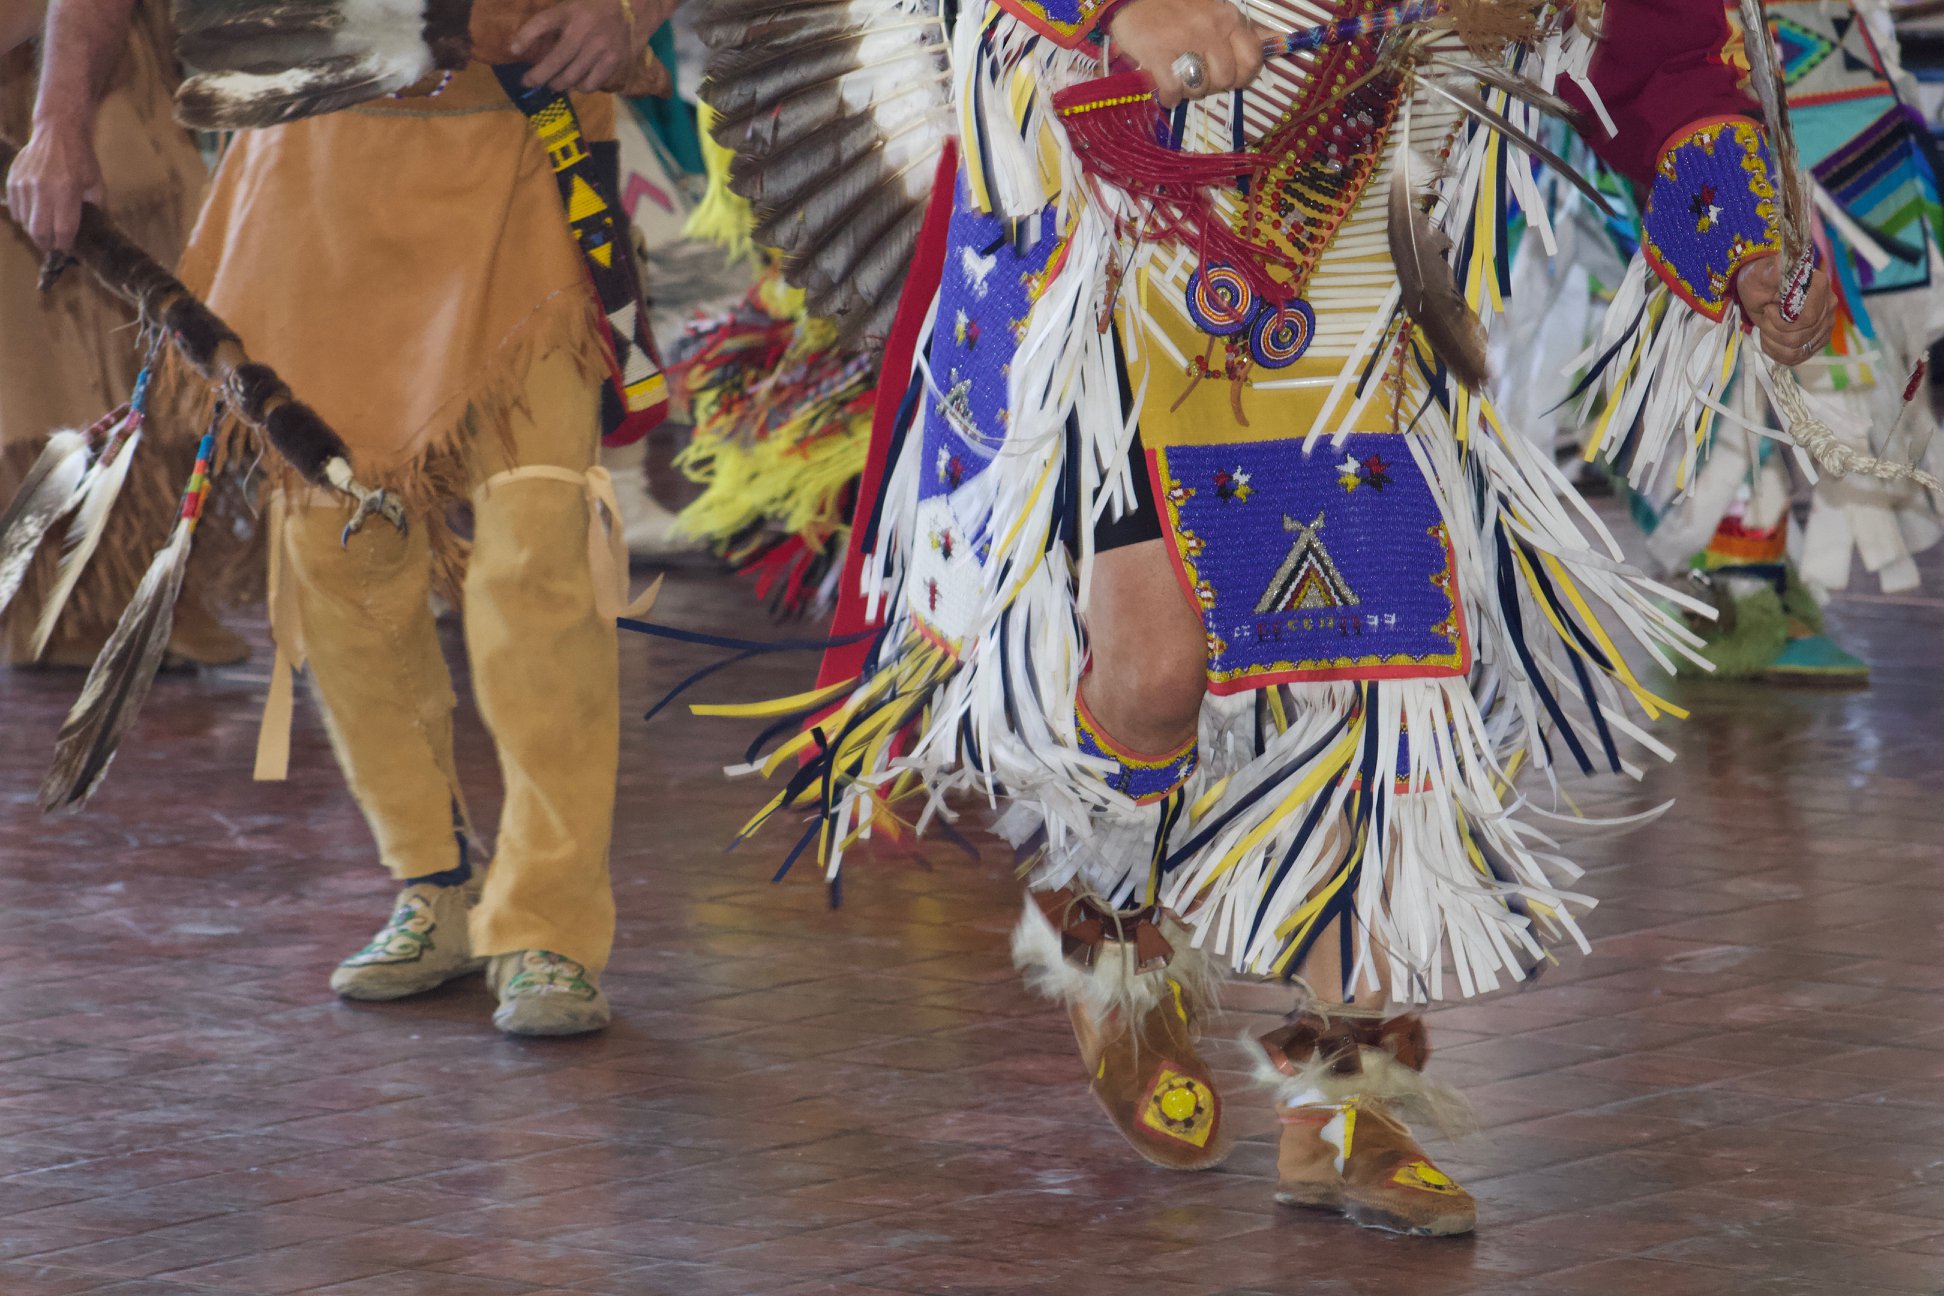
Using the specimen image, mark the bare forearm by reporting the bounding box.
[30,0,138,137]
[7,0,133,249]
[1,0,48,58]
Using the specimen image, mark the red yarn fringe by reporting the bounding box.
[1050,71,1299,302]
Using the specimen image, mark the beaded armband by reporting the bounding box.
[991,0,1123,47]
[1641,117,1781,321]
[1075,695,1200,804]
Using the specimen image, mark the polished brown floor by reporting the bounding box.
[0,543,1940,1296]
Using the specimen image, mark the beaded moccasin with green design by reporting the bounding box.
[489,950,611,1037]
[331,879,485,1001]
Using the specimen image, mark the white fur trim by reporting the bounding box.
[1247,1033,1474,1139]
[1009,896,1221,1024]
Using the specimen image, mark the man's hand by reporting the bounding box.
[1736,253,1836,367]
[514,0,660,93]
[7,0,136,252]
[4,119,100,254]
[1108,0,1266,109]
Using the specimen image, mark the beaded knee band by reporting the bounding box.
[1074,694,1199,805]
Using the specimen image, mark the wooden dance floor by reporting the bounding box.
[1,546,1941,1295]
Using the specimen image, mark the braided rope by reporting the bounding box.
[1766,361,1944,494]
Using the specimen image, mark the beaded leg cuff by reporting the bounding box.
[1643,116,1781,320]
[1074,694,1199,805]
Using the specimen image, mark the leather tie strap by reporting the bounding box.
[1035,889,1175,974]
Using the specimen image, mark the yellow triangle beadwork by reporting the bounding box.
[567,174,607,223]
[1392,1160,1463,1195]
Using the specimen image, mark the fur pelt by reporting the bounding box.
[1249,1025,1475,1138]
[1010,895,1223,1025]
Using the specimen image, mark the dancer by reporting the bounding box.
[1500,0,1944,683]
[683,0,1835,1233]
[0,0,245,668]
[1645,0,1942,682]
[10,0,676,1035]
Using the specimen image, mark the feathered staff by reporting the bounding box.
[0,405,118,622]
[1,137,405,810]
[0,139,404,536]
[1735,0,1814,320]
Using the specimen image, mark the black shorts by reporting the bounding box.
[1093,327,1164,552]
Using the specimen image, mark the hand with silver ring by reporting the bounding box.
[1171,52,1208,94]
[1107,0,1267,108]
[1735,253,1835,367]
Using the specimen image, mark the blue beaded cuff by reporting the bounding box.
[1075,696,1199,805]
[992,0,1119,47]
[1642,117,1781,321]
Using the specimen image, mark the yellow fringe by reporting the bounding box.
[683,101,757,263]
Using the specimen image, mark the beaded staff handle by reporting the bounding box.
[1259,0,1445,58]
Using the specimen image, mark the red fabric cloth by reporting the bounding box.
[815,139,962,693]
[1560,0,1758,187]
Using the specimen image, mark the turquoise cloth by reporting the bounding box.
[629,24,705,177]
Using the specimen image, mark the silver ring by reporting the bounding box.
[1170,51,1208,94]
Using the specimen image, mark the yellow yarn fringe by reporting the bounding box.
[682,101,757,263]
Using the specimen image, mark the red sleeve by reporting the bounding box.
[1559,0,1759,186]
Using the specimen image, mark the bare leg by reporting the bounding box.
[1080,537,1208,753]
[1020,539,1232,1169]
[1290,818,1396,1008]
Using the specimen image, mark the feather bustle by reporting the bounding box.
[843,205,929,343]
[738,118,887,223]
[702,36,882,115]
[697,7,869,52]
[800,190,924,316]
[700,0,949,330]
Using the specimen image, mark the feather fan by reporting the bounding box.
[31,424,143,660]
[1386,168,1490,391]
[699,0,952,341]
[172,0,469,128]
[172,0,667,129]
[0,428,90,620]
